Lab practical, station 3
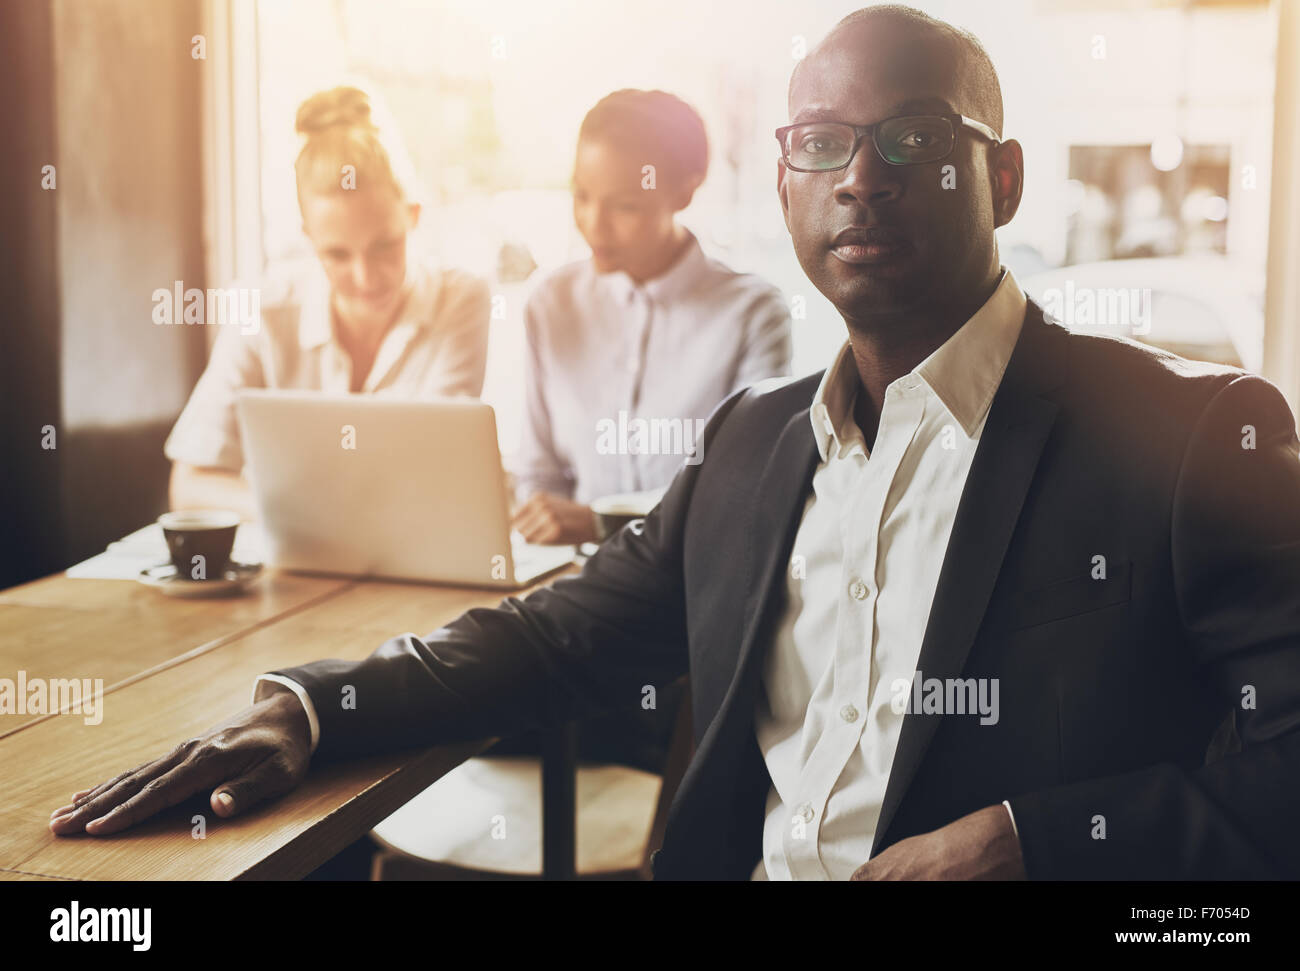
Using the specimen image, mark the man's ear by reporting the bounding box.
[407,202,422,230]
[777,158,792,233]
[990,138,1024,229]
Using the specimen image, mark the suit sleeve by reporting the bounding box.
[1008,373,1300,878]
[266,387,750,763]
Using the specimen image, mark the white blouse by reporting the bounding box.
[512,233,792,505]
[164,258,490,472]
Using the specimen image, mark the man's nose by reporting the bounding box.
[833,138,904,207]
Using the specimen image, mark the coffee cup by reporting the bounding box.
[158,510,240,580]
[591,489,664,541]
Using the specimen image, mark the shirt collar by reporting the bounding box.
[808,267,1028,461]
[600,230,709,306]
[809,341,865,462]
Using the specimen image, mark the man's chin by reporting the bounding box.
[823,270,931,321]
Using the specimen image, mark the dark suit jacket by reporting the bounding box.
[274,301,1300,879]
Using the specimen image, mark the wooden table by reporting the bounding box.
[0,565,577,880]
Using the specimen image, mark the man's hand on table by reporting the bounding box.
[49,688,312,836]
[850,804,1026,880]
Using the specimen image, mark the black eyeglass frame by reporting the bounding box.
[774,113,1002,172]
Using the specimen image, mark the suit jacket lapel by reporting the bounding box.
[724,405,820,720]
[871,304,1066,855]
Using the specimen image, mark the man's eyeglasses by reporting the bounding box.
[775,114,1001,172]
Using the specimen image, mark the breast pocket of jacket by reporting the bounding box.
[1003,559,1133,633]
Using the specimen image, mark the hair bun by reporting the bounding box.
[295,86,375,136]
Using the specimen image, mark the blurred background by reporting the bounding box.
[3,0,1298,586]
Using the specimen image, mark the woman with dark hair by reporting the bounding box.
[510,89,792,545]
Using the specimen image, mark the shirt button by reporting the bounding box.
[848,578,869,600]
[795,803,814,823]
[840,704,859,723]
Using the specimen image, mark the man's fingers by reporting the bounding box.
[49,744,194,834]
[54,740,195,818]
[51,772,156,834]
[51,768,136,819]
[81,757,226,836]
[49,707,311,838]
[210,755,300,819]
[51,780,121,818]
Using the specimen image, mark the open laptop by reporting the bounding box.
[235,390,576,589]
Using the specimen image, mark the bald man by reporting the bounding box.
[53,6,1300,881]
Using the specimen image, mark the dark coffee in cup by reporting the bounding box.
[591,491,661,541]
[158,510,240,580]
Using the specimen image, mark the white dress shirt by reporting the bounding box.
[165,258,490,472]
[752,268,1027,880]
[511,232,792,505]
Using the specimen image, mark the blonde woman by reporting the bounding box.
[165,86,490,518]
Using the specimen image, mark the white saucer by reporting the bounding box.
[137,561,264,598]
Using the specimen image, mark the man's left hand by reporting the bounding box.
[851,804,1026,880]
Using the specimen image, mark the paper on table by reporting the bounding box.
[65,522,268,580]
